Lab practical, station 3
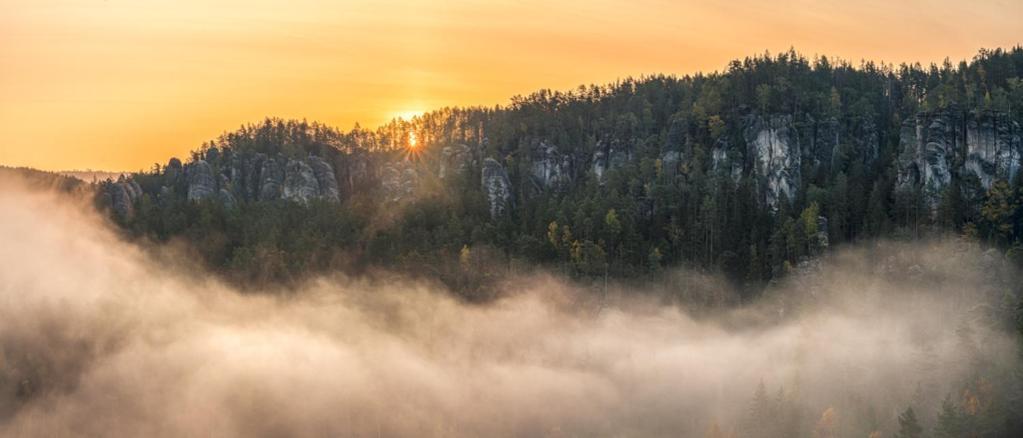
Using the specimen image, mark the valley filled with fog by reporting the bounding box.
[2,175,1020,437]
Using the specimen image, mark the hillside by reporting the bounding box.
[100,47,1023,296]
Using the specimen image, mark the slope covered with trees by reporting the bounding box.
[101,47,1023,298]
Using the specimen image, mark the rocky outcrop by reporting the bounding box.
[896,110,957,207]
[439,144,473,179]
[185,160,217,201]
[530,140,572,190]
[178,152,342,206]
[102,177,142,219]
[258,156,285,201]
[745,115,800,208]
[964,111,1021,188]
[482,158,512,219]
[307,156,340,203]
[896,109,1020,208]
[282,159,320,203]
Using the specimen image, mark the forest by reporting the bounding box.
[102,47,1023,300]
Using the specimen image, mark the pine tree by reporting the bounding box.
[934,394,963,438]
[897,407,923,438]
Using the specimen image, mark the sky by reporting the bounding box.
[1,0,1021,172]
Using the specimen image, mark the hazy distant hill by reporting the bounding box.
[59,169,127,183]
[97,47,1023,295]
[0,166,90,195]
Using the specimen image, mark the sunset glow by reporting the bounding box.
[2,0,1021,171]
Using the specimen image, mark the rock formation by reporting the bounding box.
[964,111,1021,188]
[175,152,342,207]
[185,160,217,201]
[744,114,800,208]
[258,156,285,201]
[896,108,1021,208]
[481,158,512,219]
[530,140,572,190]
[439,144,473,179]
[307,156,341,203]
[282,159,320,203]
[102,177,142,219]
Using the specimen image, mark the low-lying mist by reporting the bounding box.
[1,177,1020,437]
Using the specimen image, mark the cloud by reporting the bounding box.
[0,176,1019,437]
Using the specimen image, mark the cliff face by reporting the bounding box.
[529,140,572,191]
[745,114,801,209]
[481,158,512,219]
[896,109,1021,208]
[100,177,142,219]
[964,111,1022,188]
[151,152,345,209]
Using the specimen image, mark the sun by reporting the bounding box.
[408,131,418,149]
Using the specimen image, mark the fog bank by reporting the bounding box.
[0,178,1020,437]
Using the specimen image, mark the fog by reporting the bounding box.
[0,178,1020,437]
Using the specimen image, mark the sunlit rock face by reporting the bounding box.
[897,109,1020,208]
[529,140,572,190]
[744,114,800,208]
[481,158,512,219]
[964,111,1021,189]
[185,160,217,201]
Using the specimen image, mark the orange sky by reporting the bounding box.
[2,0,1021,172]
